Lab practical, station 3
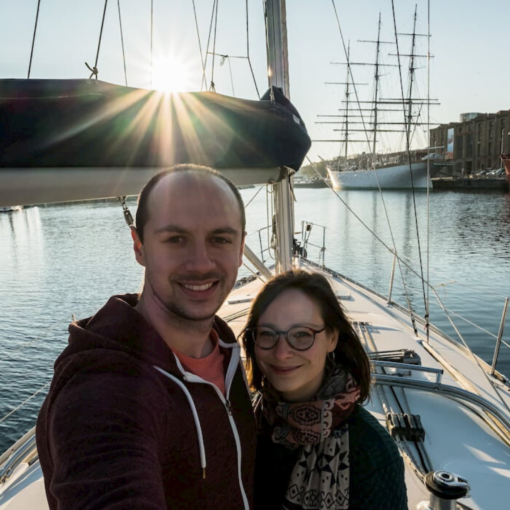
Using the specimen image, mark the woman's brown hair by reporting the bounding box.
[240,269,371,403]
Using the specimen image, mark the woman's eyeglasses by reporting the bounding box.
[247,326,326,351]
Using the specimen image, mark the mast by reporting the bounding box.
[344,43,351,161]
[371,13,383,164]
[406,5,419,144]
[264,0,293,272]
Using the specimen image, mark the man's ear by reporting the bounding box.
[130,226,146,267]
[238,232,247,268]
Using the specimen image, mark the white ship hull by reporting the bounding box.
[328,161,431,190]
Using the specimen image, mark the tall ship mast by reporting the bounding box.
[325,9,443,190]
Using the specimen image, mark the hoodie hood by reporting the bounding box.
[55,293,238,376]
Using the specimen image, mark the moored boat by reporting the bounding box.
[502,153,510,183]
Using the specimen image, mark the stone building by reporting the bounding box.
[430,110,510,175]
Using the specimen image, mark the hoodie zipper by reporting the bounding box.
[164,345,250,510]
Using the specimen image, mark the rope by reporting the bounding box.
[117,0,128,86]
[27,0,42,79]
[0,381,51,426]
[85,0,109,80]
[150,0,154,88]
[192,0,206,76]
[210,0,220,91]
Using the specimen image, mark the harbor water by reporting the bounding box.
[1,187,509,453]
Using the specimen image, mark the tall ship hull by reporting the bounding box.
[328,160,432,190]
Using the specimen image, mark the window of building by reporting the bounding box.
[466,134,473,157]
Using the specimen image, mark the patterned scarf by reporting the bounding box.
[261,366,360,509]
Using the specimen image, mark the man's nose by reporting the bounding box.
[184,241,215,273]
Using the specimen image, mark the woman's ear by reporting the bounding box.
[327,328,340,352]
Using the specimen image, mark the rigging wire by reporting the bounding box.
[192,0,206,75]
[117,0,128,86]
[245,185,265,208]
[390,0,428,335]
[246,0,261,98]
[27,0,42,79]
[426,0,431,340]
[227,57,235,96]
[331,0,419,335]
[0,381,51,426]
[86,0,109,80]
[210,0,220,91]
[201,0,218,91]
[150,0,154,88]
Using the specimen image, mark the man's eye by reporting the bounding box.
[165,236,183,244]
[213,237,231,244]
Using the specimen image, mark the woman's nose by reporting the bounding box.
[273,334,293,360]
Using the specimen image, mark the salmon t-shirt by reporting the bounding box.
[173,329,226,395]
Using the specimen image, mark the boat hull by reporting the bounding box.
[328,161,432,190]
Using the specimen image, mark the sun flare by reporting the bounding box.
[152,56,192,92]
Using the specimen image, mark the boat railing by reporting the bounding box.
[0,427,37,486]
[256,225,274,264]
[371,360,444,384]
[300,221,327,268]
[253,221,327,269]
[372,372,510,444]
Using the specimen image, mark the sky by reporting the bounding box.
[1,0,509,161]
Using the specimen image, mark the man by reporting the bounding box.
[36,165,256,509]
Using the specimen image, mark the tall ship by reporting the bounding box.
[321,10,443,190]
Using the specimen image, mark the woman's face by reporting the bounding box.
[254,289,338,402]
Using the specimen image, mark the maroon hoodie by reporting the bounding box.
[36,294,256,509]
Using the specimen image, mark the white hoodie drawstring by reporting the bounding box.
[153,365,207,478]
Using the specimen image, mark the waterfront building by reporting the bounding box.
[430,110,510,174]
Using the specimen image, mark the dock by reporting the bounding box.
[432,177,509,191]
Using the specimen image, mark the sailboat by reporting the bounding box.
[1,1,510,510]
[324,10,444,191]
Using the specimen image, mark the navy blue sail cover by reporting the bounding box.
[0,79,311,171]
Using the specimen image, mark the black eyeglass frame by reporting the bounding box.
[247,325,327,351]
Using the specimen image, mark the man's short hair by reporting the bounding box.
[135,164,246,243]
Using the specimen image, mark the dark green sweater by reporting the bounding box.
[255,405,407,510]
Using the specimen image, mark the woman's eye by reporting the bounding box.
[293,331,312,338]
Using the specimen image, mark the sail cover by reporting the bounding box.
[0,79,311,171]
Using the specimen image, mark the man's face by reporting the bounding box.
[133,172,245,322]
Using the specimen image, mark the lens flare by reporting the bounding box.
[152,56,192,92]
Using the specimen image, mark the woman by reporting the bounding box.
[241,270,407,510]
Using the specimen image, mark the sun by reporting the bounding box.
[152,56,193,92]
